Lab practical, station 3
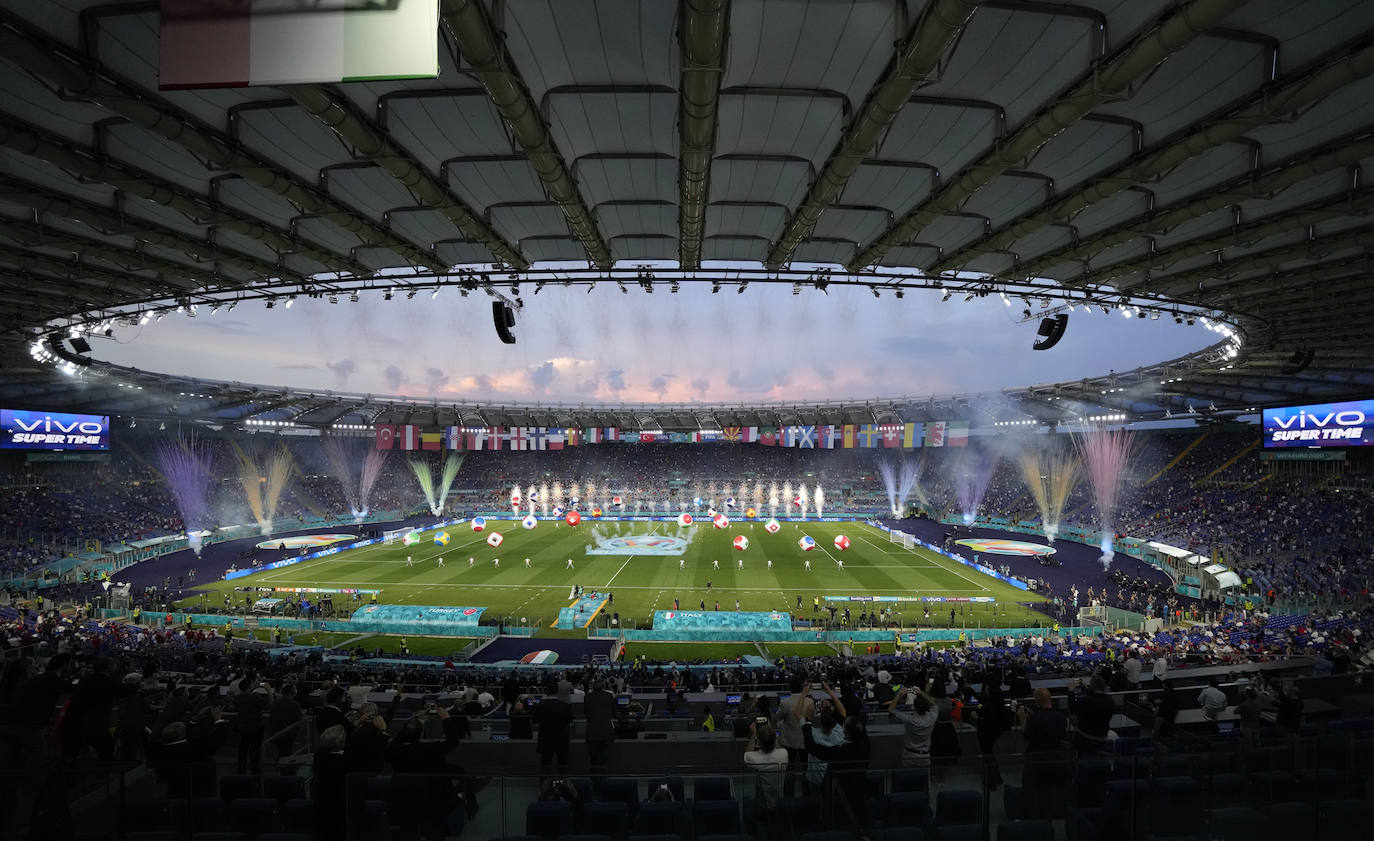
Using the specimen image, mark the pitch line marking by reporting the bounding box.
[604,555,635,588]
[859,522,989,592]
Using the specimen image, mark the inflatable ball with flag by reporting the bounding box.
[765,519,781,534]
[745,507,757,519]
[403,532,421,546]
[798,535,816,551]
[486,532,504,548]
[678,513,694,527]
[470,517,486,532]
[433,531,450,547]
[713,513,730,529]
[733,535,749,551]
[591,506,603,518]
[521,514,538,530]
[565,511,581,526]
[834,535,851,550]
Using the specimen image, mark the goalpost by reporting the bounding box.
[887,529,915,550]
[382,527,411,545]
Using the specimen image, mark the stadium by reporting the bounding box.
[1,1,1373,840]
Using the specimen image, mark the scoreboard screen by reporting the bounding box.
[1,409,110,451]
[1262,400,1373,448]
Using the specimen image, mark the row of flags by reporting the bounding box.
[375,421,968,451]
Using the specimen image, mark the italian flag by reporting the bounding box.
[520,649,559,665]
[159,0,440,89]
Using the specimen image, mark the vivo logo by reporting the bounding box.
[1271,409,1365,429]
[12,415,106,435]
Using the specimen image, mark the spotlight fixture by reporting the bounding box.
[264,302,274,310]
[670,281,679,293]
[870,286,880,299]
[384,289,393,300]
[407,290,417,299]
[432,288,440,299]
[895,289,903,299]
[792,283,801,295]
[327,295,337,304]
[942,290,953,302]
[712,281,721,293]
[349,292,359,303]
[737,283,747,294]
[286,296,296,308]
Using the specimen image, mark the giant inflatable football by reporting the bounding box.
[471,517,486,532]
[798,535,816,551]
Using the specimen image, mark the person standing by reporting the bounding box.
[233,674,274,774]
[583,679,616,772]
[744,721,789,832]
[774,676,815,797]
[887,683,937,767]
[1018,688,1068,819]
[532,680,574,776]
[267,682,303,766]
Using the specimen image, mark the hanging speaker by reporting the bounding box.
[68,336,92,355]
[492,301,516,344]
[1032,314,1068,351]
[1280,349,1314,375]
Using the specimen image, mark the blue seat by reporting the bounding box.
[219,775,263,803]
[226,798,279,836]
[559,835,613,841]
[693,799,742,836]
[262,775,307,803]
[994,820,1052,841]
[882,792,930,828]
[693,776,733,802]
[179,798,226,833]
[603,778,642,814]
[879,828,926,841]
[890,767,929,794]
[778,796,823,841]
[933,790,981,828]
[528,801,574,841]
[633,802,684,837]
[581,801,629,839]
[1000,786,1021,821]
[280,799,313,833]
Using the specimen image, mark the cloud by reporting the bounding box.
[383,364,406,391]
[576,377,600,394]
[424,367,450,392]
[649,376,669,397]
[326,358,356,385]
[690,377,709,397]
[276,364,316,370]
[472,374,495,392]
[604,369,627,392]
[813,362,836,382]
[529,361,556,393]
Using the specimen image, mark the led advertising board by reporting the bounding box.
[1,409,110,451]
[1262,399,1373,448]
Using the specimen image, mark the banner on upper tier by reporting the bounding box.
[375,421,969,449]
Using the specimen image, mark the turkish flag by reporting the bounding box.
[375,425,395,450]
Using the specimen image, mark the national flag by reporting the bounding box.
[669,432,691,443]
[604,427,619,442]
[741,427,759,443]
[783,426,800,447]
[842,425,857,448]
[564,428,580,447]
[902,423,924,448]
[759,427,778,446]
[546,428,567,450]
[797,425,817,448]
[527,427,550,450]
[881,426,901,448]
[722,427,741,442]
[819,425,841,449]
[947,420,970,447]
[640,432,658,443]
[507,427,530,451]
[856,424,881,448]
[158,0,439,90]
[486,427,504,451]
[399,424,420,450]
[585,427,602,444]
[375,424,395,450]
[925,421,946,448]
[421,431,442,450]
[443,426,463,450]
[465,428,487,450]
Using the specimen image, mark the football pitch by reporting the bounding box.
[186,519,1049,632]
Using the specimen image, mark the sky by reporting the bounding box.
[97,281,1215,404]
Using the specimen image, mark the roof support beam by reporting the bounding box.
[849,0,1247,271]
[0,12,444,272]
[933,35,1374,275]
[767,0,980,267]
[1013,132,1374,282]
[285,85,527,270]
[440,0,611,268]
[677,0,730,269]
[0,217,212,291]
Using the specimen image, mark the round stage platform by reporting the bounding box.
[255,533,357,550]
[955,538,1056,556]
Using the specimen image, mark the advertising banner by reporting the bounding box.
[1,409,110,451]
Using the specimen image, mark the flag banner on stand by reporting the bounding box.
[465,428,487,450]
[842,425,857,448]
[443,427,463,450]
[741,427,759,443]
[486,427,505,451]
[507,427,530,451]
[399,425,420,450]
[421,432,442,450]
[903,423,924,448]
[375,424,395,450]
[722,427,742,442]
[546,428,567,450]
[857,424,881,448]
[925,421,947,448]
[947,420,970,446]
[759,427,779,446]
[881,426,901,448]
[819,425,840,449]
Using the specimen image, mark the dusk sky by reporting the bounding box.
[98,277,1215,404]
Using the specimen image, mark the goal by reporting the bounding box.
[382,527,411,545]
[887,530,915,550]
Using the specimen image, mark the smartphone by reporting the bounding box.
[812,683,822,690]
[755,716,768,725]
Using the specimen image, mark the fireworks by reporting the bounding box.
[411,452,464,516]
[953,448,998,525]
[1015,443,1081,543]
[1075,426,1136,565]
[234,442,295,535]
[155,434,214,554]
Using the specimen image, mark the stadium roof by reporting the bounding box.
[2,0,1374,430]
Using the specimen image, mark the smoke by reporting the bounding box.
[155,434,214,555]
[952,446,998,525]
[1075,426,1136,567]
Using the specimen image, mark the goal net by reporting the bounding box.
[887,530,915,550]
[382,527,411,545]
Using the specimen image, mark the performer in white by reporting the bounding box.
[493,557,500,568]
[525,557,531,568]
[836,559,844,570]
[468,557,474,568]
[713,559,720,570]
[767,559,773,570]
[804,559,811,571]
[738,558,744,570]
[679,559,685,570]
[406,555,413,566]
[438,556,445,567]
[566,558,574,569]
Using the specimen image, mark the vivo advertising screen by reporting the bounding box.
[1,409,110,451]
[1262,400,1374,448]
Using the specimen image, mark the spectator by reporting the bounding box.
[1018,688,1068,820]
[583,678,616,772]
[744,720,788,825]
[232,673,273,773]
[311,725,348,841]
[803,715,870,831]
[267,681,303,766]
[887,682,936,767]
[1070,675,1115,756]
[532,681,573,776]
[1197,676,1228,720]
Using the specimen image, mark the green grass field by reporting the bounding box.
[183,519,1048,631]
